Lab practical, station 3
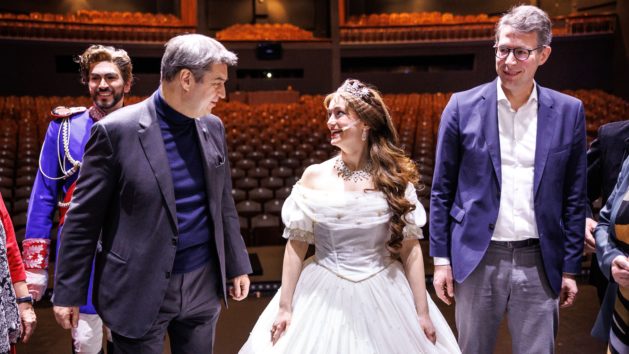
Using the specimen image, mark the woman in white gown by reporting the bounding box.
[239,79,460,354]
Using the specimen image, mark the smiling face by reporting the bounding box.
[88,61,131,113]
[186,63,227,117]
[326,95,366,150]
[495,25,551,99]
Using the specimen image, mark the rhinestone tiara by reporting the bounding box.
[338,79,370,100]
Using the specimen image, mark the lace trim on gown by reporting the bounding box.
[402,224,424,240]
[283,228,315,244]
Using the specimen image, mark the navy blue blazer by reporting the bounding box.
[430,78,587,296]
[53,91,252,338]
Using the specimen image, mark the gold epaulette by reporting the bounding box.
[50,106,87,120]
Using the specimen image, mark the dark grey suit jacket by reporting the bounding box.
[53,91,252,338]
[587,120,629,218]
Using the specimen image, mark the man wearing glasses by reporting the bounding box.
[430,5,586,353]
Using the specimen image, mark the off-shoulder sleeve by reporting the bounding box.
[402,183,427,240]
[281,193,315,244]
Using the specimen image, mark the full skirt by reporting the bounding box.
[239,259,460,354]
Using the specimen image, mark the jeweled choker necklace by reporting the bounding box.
[334,157,372,182]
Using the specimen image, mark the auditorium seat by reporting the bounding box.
[0,158,13,168]
[231,188,247,204]
[275,187,292,200]
[235,159,256,171]
[12,198,28,213]
[228,151,244,163]
[236,144,254,156]
[0,188,11,200]
[235,200,262,218]
[248,167,269,179]
[0,176,12,188]
[248,151,265,162]
[301,157,322,167]
[290,150,308,161]
[258,158,279,170]
[251,213,283,246]
[259,144,274,156]
[281,158,300,169]
[230,167,246,180]
[234,177,259,191]
[11,212,27,229]
[0,167,13,178]
[268,151,287,160]
[249,187,274,204]
[285,176,300,189]
[17,165,36,175]
[311,149,329,160]
[260,177,284,190]
[14,186,32,199]
[264,199,284,216]
[271,167,293,179]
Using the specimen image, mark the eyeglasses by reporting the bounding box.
[494,45,545,61]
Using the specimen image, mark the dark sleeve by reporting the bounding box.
[561,102,587,275]
[586,126,605,218]
[595,157,629,280]
[53,123,116,307]
[0,193,26,283]
[429,93,460,259]
[218,123,252,279]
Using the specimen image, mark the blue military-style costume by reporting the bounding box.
[23,105,104,315]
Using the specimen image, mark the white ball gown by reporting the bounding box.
[239,183,461,354]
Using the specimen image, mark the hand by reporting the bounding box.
[18,303,36,343]
[418,312,436,344]
[229,274,250,301]
[53,306,79,330]
[559,274,578,308]
[271,308,291,345]
[611,255,629,288]
[432,265,454,305]
[584,218,597,254]
[25,269,48,301]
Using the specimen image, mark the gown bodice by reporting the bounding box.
[282,183,425,282]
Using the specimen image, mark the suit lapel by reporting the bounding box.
[138,92,177,226]
[534,85,559,195]
[480,80,502,188]
[195,118,219,211]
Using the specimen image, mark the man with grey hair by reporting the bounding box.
[51,33,252,353]
[430,5,586,353]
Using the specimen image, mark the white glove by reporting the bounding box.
[25,269,48,301]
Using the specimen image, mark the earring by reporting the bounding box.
[361,129,368,141]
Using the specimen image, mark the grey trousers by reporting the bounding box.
[455,242,559,354]
[111,263,222,354]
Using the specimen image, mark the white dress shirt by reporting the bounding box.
[492,79,539,241]
[433,79,539,266]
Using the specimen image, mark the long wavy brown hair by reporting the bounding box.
[324,79,419,251]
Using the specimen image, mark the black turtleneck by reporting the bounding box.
[154,90,213,274]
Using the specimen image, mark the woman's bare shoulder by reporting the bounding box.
[299,157,337,189]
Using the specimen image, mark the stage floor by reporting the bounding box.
[17,246,606,354]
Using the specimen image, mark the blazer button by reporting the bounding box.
[165,271,171,279]
[489,223,495,230]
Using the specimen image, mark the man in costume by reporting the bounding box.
[23,44,133,354]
